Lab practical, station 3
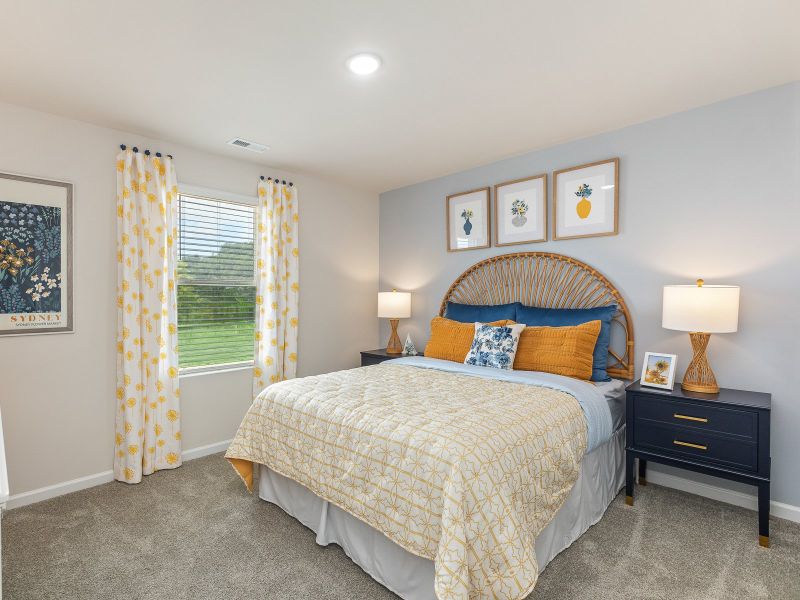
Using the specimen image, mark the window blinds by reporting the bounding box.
[177,195,256,369]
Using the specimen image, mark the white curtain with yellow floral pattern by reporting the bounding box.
[253,179,299,397]
[114,149,181,483]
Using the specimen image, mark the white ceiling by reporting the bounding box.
[1,1,798,192]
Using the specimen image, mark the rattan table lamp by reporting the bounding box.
[662,279,740,394]
[378,290,411,355]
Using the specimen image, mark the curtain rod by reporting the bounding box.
[260,175,293,187]
[119,144,173,159]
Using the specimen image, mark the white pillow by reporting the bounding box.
[464,322,526,370]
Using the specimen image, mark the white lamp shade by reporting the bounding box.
[662,284,740,333]
[378,291,411,319]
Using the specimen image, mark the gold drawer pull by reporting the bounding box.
[674,440,707,451]
[673,413,708,423]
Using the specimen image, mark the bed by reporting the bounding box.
[226,252,634,600]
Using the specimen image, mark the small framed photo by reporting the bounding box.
[553,158,619,240]
[641,352,678,390]
[446,187,490,252]
[494,174,547,246]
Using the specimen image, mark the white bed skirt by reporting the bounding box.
[258,425,626,600]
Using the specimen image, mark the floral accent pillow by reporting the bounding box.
[464,322,526,370]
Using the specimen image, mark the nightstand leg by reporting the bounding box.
[625,452,635,506]
[758,480,770,548]
[638,458,647,486]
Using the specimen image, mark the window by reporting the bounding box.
[177,193,256,370]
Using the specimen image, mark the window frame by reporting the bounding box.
[176,184,258,376]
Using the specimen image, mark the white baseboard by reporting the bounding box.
[181,439,232,461]
[5,439,232,510]
[7,442,799,525]
[644,470,800,524]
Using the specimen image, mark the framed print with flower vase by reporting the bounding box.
[641,352,677,390]
[0,172,73,335]
[494,173,547,246]
[446,187,490,252]
[553,158,619,240]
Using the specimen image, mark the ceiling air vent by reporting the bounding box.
[226,138,269,153]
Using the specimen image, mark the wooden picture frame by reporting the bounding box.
[0,172,74,336]
[446,187,490,252]
[553,158,619,240]
[494,173,547,246]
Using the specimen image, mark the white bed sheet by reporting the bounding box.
[258,424,626,600]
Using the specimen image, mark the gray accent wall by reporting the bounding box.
[379,82,800,507]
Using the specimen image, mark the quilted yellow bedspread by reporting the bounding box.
[226,363,587,600]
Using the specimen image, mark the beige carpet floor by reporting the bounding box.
[3,454,799,599]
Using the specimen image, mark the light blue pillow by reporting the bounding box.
[464,322,526,370]
[444,301,519,323]
[515,304,617,382]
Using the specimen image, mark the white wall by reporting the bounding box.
[0,102,379,497]
[380,83,800,507]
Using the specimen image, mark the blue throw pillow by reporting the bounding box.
[515,304,618,382]
[464,323,526,370]
[444,301,519,323]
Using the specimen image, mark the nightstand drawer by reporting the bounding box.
[361,354,386,367]
[634,420,758,472]
[633,394,756,440]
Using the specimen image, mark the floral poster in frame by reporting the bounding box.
[446,187,490,251]
[0,172,73,335]
[494,173,547,246]
[553,158,619,240]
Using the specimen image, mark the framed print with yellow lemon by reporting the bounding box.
[553,158,618,240]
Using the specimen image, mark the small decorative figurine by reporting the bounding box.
[402,333,418,356]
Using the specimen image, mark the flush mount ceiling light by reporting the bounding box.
[347,53,381,75]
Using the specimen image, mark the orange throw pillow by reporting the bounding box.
[513,320,601,380]
[424,317,510,363]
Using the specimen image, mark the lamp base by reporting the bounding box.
[386,319,402,354]
[681,332,720,394]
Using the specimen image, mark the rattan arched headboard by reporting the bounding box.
[439,252,634,379]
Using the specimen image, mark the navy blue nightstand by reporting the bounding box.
[625,380,771,547]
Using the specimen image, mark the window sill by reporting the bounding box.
[179,361,253,378]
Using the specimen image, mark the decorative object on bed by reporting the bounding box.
[625,380,771,547]
[640,351,677,390]
[424,316,511,363]
[444,300,517,322]
[114,147,182,483]
[464,322,526,369]
[516,303,617,382]
[662,279,739,394]
[494,173,547,246]
[378,289,411,354]
[553,158,619,240]
[253,177,299,396]
[513,320,601,380]
[446,187,490,251]
[0,172,73,336]
[440,252,634,379]
[402,333,417,356]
